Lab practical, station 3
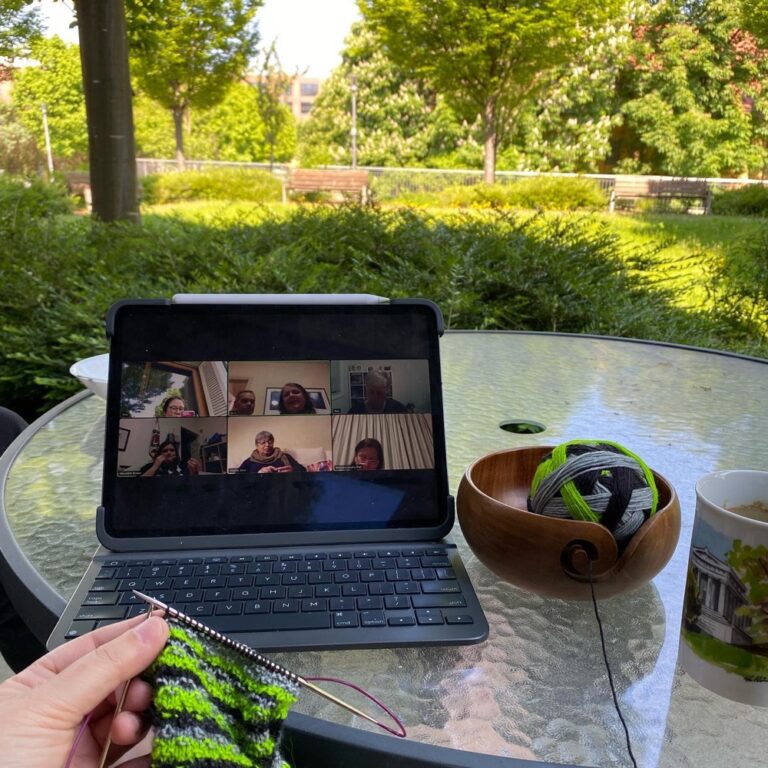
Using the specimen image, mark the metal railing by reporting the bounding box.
[134,158,766,202]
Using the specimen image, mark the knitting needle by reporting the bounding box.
[132,590,406,737]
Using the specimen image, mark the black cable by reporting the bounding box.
[588,559,639,768]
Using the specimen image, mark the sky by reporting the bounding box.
[38,0,360,78]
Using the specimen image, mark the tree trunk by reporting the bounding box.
[75,0,139,223]
[173,105,186,170]
[482,97,497,185]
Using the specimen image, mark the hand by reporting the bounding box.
[0,615,169,768]
[186,458,200,475]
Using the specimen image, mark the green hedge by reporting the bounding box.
[140,167,282,204]
[0,174,74,220]
[711,184,768,217]
[0,177,764,417]
[393,176,608,210]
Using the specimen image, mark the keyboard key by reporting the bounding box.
[315,584,340,597]
[184,603,214,617]
[341,584,365,596]
[210,612,330,633]
[387,613,415,626]
[378,549,400,557]
[204,589,230,601]
[357,596,383,610]
[330,597,356,612]
[360,610,386,627]
[244,601,270,613]
[274,561,297,573]
[261,587,286,600]
[386,569,410,581]
[436,568,457,580]
[76,605,126,621]
[412,595,467,609]
[333,612,359,628]
[177,590,203,602]
[233,587,257,600]
[368,582,394,596]
[89,579,118,592]
[274,600,299,613]
[410,568,436,581]
[215,602,243,615]
[394,581,420,594]
[194,564,221,576]
[288,586,312,598]
[334,571,358,583]
[421,581,461,594]
[360,570,385,582]
[445,613,474,624]
[95,568,117,579]
[384,595,410,610]
[416,609,443,625]
[65,621,96,639]
[302,598,328,612]
[422,556,450,568]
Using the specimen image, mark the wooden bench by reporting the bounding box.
[282,169,370,204]
[609,175,712,214]
[62,171,92,209]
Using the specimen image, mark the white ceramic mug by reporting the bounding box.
[679,469,768,705]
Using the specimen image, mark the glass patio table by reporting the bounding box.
[1,331,767,767]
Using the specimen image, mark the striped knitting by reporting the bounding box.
[144,623,299,768]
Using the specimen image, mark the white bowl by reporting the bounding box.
[70,353,109,399]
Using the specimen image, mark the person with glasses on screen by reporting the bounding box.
[238,430,305,473]
[160,396,186,416]
[353,438,384,470]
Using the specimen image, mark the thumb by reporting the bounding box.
[41,616,169,721]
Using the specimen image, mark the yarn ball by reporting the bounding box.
[527,440,658,543]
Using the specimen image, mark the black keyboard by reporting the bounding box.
[64,546,477,642]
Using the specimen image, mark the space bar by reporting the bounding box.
[208,613,331,633]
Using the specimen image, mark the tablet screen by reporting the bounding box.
[103,302,448,539]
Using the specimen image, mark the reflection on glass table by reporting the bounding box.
[2,331,767,768]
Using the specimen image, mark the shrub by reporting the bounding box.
[711,184,768,217]
[2,201,766,419]
[0,175,73,222]
[140,167,282,204]
[392,176,608,211]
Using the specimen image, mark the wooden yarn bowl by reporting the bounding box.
[456,446,681,600]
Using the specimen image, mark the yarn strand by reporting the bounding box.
[589,559,638,768]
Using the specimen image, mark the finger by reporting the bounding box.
[36,616,168,721]
[111,709,152,746]
[123,677,155,713]
[15,615,152,685]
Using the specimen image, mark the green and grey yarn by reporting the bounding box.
[528,440,658,543]
[144,623,298,768]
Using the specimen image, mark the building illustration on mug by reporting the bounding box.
[682,517,768,682]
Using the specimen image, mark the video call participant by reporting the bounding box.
[139,440,200,477]
[160,396,185,416]
[278,382,316,414]
[347,371,406,414]
[354,437,384,470]
[238,430,306,474]
[229,390,256,416]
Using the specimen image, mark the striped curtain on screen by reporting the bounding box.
[332,414,434,469]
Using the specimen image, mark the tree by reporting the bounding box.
[0,0,42,65]
[728,539,768,645]
[359,0,623,182]
[134,80,296,162]
[503,15,635,173]
[75,0,139,222]
[612,0,768,177]
[12,36,88,163]
[125,0,263,169]
[0,104,40,174]
[298,21,468,168]
[250,43,293,169]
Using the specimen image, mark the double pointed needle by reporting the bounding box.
[132,590,406,737]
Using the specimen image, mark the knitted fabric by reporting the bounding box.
[528,440,658,543]
[144,623,299,768]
